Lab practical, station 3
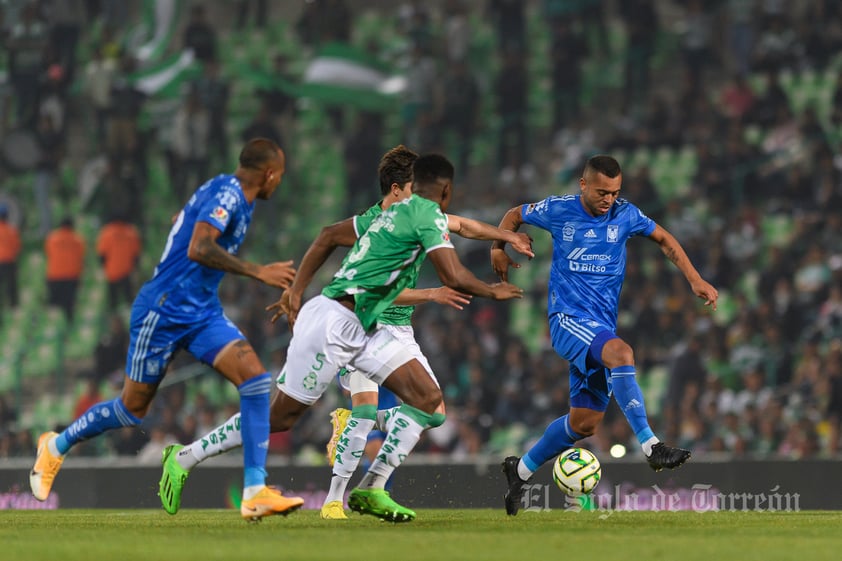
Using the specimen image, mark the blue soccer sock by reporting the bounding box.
[238,373,271,494]
[54,398,141,455]
[521,414,583,477]
[611,365,657,452]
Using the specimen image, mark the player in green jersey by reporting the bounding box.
[269,145,533,520]
[158,150,525,522]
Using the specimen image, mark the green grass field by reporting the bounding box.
[3,509,842,561]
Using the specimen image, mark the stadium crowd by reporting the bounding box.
[1,0,842,464]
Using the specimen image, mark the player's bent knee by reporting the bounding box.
[570,418,598,437]
[603,339,635,368]
[418,389,443,414]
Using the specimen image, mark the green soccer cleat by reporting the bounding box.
[159,444,189,515]
[347,488,416,523]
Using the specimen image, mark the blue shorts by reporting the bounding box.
[126,295,245,384]
[549,313,618,412]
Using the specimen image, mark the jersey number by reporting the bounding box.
[154,210,185,277]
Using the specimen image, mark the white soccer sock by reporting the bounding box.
[517,460,534,481]
[178,413,243,470]
[333,416,376,478]
[642,436,659,456]
[243,485,263,500]
[358,405,429,489]
[324,474,351,505]
[375,407,398,432]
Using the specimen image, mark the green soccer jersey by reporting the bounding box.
[354,203,414,326]
[323,195,454,331]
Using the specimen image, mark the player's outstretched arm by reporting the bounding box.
[393,286,472,310]
[648,224,719,310]
[447,214,534,258]
[188,221,295,288]
[428,246,523,301]
[266,217,357,326]
[490,206,525,282]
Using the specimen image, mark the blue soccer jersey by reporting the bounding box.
[521,194,655,329]
[138,174,254,321]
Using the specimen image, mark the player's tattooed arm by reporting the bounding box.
[188,221,295,289]
[649,223,718,310]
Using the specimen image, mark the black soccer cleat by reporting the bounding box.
[502,456,530,516]
[646,442,691,472]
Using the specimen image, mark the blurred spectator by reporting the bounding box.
[442,0,470,63]
[169,87,211,204]
[487,0,525,54]
[83,46,117,149]
[753,13,801,73]
[106,55,145,165]
[34,112,63,238]
[664,333,708,428]
[402,44,438,150]
[234,0,268,29]
[183,4,217,63]
[322,0,352,43]
[44,216,85,321]
[495,48,530,185]
[297,0,350,47]
[44,0,83,85]
[96,212,142,308]
[619,0,657,116]
[549,18,587,131]
[439,59,480,173]
[0,205,21,316]
[109,426,147,457]
[343,111,384,215]
[5,1,47,127]
[720,74,757,121]
[747,68,788,128]
[192,59,230,167]
[73,374,103,418]
[240,99,283,148]
[94,314,129,383]
[137,426,180,464]
[681,0,716,88]
[255,54,295,123]
[722,0,757,77]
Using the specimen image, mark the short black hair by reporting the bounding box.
[378,145,417,195]
[584,155,621,179]
[239,138,282,170]
[412,154,454,188]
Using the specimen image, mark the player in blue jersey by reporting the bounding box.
[490,154,719,516]
[29,138,305,521]
[156,148,532,521]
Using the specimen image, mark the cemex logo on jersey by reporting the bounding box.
[567,247,610,273]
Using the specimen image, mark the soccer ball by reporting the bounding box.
[552,447,601,496]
